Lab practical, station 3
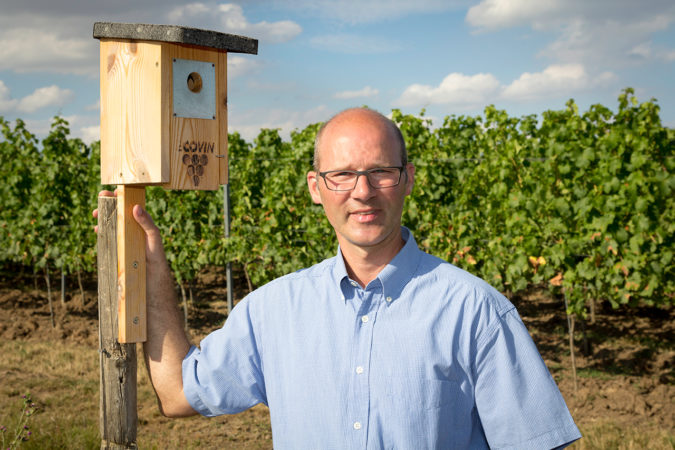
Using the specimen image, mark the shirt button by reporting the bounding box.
[353,422,362,430]
[356,366,364,374]
[386,296,392,302]
[350,280,358,287]
[361,315,369,323]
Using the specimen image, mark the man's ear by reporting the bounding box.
[404,163,415,196]
[307,171,323,204]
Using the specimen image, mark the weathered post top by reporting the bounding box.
[94,22,258,191]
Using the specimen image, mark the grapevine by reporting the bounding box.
[0,89,672,322]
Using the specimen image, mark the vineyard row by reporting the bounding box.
[1,89,673,318]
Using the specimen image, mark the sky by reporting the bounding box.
[0,0,673,144]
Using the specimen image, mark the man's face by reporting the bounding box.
[307,111,415,254]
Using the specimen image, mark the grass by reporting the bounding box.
[0,339,671,449]
[577,367,617,381]
[0,341,100,449]
[0,339,272,449]
[572,422,675,450]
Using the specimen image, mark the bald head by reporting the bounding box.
[313,108,407,171]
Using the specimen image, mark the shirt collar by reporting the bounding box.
[376,227,422,303]
[330,227,423,304]
[331,244,350,289]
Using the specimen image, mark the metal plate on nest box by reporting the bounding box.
[173,58,216,120]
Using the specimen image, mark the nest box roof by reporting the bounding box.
[93,22,258,55]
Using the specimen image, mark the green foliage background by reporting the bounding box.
[1,89,673,317]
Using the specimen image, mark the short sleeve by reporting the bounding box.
[474,307,581,449]
[182,297,267,416]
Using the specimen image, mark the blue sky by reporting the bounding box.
[0,0,673,144]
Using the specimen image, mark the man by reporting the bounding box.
[95,108,581,449]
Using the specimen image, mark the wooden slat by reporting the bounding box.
[116,186,147,343]
[100,39,167,185]
[163,43,225,190]
[97,196,138,448]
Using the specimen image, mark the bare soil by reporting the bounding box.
[0,266,673,448]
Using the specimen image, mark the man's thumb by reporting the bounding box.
[132,204,158,235]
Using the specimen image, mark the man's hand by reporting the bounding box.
[93,190,166,264]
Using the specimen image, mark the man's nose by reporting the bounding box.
[352,173,375,199]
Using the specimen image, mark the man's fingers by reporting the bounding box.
[93,190,117,231]
[94,194,164,259]
[132,205,168,262]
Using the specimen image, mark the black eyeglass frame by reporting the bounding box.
[318,166,405,191]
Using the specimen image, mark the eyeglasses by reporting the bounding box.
[318,166,404,191]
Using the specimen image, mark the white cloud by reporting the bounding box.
[627,39,675,63]
[168,3,302,43]
[396,64,618,107]
[228,55,263,79]
[85,100,101,111]
[502,64,616,101]
[0,25,95,75]
[466,0,562,30]
[246,80,297,92]
[0,80,18,112]
[79,125,101,144]
[310,34,402,54]
[465,0,675,69]
[0,3,295,74]
[1,114,98,145]
[0,82,74,114]
[59,114,101,144]
[281,0,454,25]
[167,1,211,20]
[628,42,654,60]
[17,85,75,113]
[543,16,675,67]
[467,0,675,31]
[228,105,328,141]
[334,86,379,100]
[396,73,501,108]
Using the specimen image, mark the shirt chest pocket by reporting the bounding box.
[379,377,463,410]
[371,377,476,449]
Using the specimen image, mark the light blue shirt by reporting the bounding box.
[183,228,581,449]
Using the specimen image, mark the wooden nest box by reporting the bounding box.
[93,23,257,344]
[94,22,258,190]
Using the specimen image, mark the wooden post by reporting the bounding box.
[98,196,138,449]
[116,186,147,343]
